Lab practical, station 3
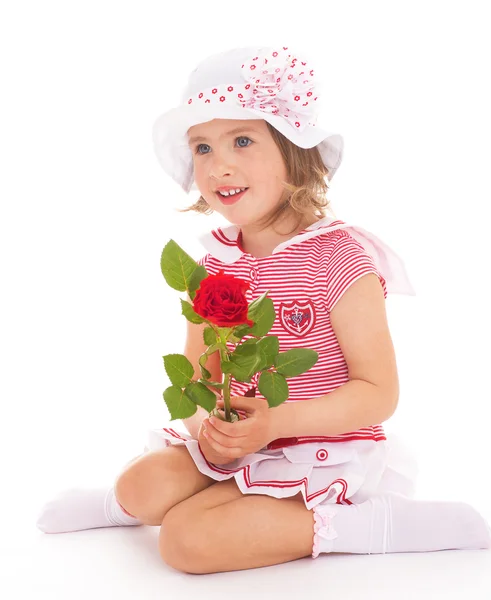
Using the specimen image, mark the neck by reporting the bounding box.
[239,214,321,258]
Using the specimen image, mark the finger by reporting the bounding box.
[202,426,228,454]
[206,419,241,448]
[234,397,270,415]
[203,426,242,459]
[210,414,251,437]
[229,396,255,412]
[212,417,252,439]
[211,406,248,435]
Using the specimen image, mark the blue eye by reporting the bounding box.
[195,136,252,155]
[236,136,252,148]
[195,143,210,155]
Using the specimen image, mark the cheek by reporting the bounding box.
[247,157,274,185]
[251,151,286,184]
[192,163,212,198]
[254,167,285,192]
[192,161,205,183]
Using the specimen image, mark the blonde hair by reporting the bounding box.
[177,121,336,235]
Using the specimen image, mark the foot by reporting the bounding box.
[36,486,142,533]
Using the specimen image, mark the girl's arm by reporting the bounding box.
[181,404,209,440]
[271,272,399,438]
[270,378,397,438]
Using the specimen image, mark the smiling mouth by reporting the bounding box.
[216,188,249,204]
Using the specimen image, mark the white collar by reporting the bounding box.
[197,215,416,296]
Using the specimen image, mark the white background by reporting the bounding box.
[1,1,490,596]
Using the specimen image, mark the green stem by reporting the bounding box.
[219,348,232,422]
[214,327,235,422]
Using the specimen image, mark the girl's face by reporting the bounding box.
[187,119,288,228]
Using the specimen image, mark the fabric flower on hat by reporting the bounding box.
[185,46,320,133]
[239,47,320,131]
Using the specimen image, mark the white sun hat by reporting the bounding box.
[152,45,344,193]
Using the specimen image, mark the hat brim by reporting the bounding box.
[152,104,343,193]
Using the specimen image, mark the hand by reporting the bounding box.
[202,395,276,460]
[197,420,236,466]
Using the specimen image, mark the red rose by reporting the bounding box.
[193,270,255,328]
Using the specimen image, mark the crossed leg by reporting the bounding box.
[159,478,315,574]
[114,445,217,525]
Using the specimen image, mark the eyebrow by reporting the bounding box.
[188,127,259,146]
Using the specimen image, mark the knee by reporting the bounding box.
[113,468,141,522]
[113,452,164,525]
[159,508,210,574]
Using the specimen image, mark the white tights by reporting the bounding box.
[36,485,491,562]
[312,491,491,557]
[36,486,141,534]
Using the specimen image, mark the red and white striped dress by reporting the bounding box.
[147,215,419,509]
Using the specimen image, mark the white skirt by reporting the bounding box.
[143,426,419,511]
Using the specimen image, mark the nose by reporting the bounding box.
[209,148,236,181]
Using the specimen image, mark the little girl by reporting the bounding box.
[37,45,491,574]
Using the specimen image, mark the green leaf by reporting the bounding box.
[198,351,210,376]
[228,324,252,343]
[203,326,217,346]
[184,381,217,412]
[197,379,224,390]
[231,340,261,371]
[255,336,279,371]
[207,342,225,355]
[160,239,201,293]
[163,386,198,420]
[220,360,236,375]
[199,363,211,380]
[180,299,205,324]
[198,342,223,379]
[162,354,194,387]
[249,290,269,310]
[220,359,251,383]
[216,326,236,342]
[235,338,257,349]
[247,295,276,337]
[257,371,289,407]
[188,265,208,295]
[224,292,274,340]
[274,348,319,377]
[221,342,261,383]
[198,342,224,380]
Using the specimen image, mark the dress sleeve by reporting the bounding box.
[325,230,387,312]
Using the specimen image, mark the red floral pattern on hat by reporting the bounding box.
[236,47,319,131]
[186,47,319,132]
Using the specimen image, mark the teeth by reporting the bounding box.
[218,187,246,197]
